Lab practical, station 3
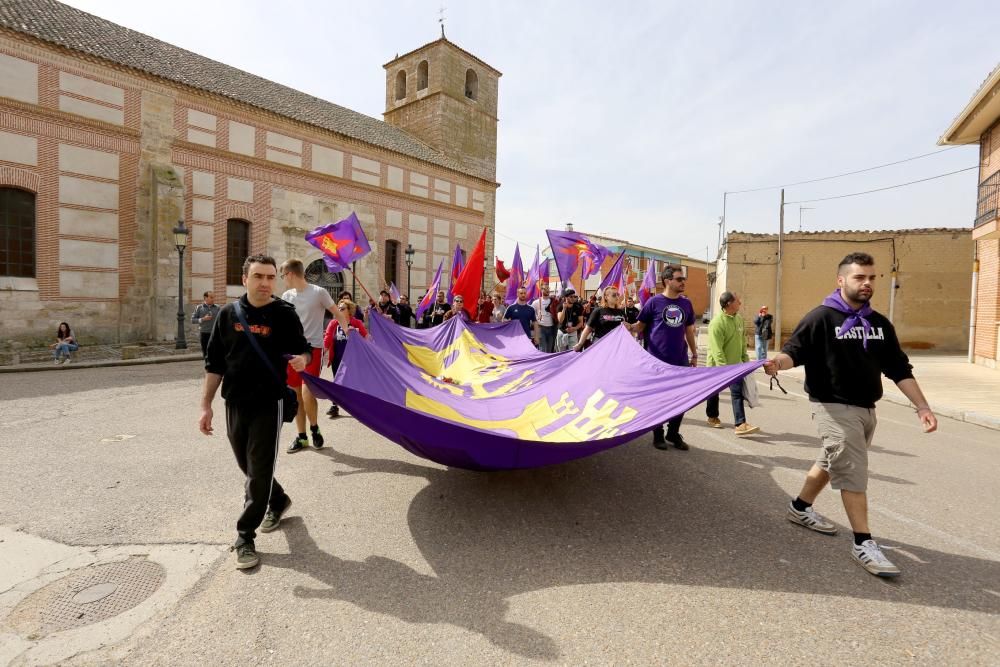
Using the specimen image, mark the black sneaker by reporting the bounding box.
[231,542,259,570]
[667,434,690,451]
[260,498,292,533]
[327,404,339,418]
[652,428,668,450]
[310,429,324,450]
[287,436,307,453]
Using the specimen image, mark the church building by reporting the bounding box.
[0,0,500,348]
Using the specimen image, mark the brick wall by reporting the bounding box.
[722,229,974,352]
[975,239,999,365]
[974,122,1000,366]
[0,33,497,348]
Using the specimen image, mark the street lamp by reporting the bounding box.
[404,243,415,302]
[173,219,189,350]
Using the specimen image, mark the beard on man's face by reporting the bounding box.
[844,284,873,303]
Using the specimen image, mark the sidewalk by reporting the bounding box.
[0,342,201,372]
[691,326,1000,431]
[4,336,999,432]
[764,353,1000,432]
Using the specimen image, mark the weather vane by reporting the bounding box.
[438,5,446,38]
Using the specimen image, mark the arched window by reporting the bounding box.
[305,258,344,302]
[385,239,400,287]
[464,68,478,100]
[226,218,250,285]
[395,70,407,101]
[417,60,429,90]
[0,187,36,278]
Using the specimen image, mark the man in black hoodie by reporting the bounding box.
[765,252,937,578]
[199,254,315,570]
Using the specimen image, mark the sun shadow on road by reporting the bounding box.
[288,440,998,660]
[265,516,560,661]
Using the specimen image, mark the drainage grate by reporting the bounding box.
[6,557,165,638]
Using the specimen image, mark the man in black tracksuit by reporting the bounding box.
[199,254,312,570]
[765,252,937,578]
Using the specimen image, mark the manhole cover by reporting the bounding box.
[6,558,165,638]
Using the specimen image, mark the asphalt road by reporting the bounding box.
[1,361,998,665]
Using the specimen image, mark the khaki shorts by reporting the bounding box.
[811,402,877,493]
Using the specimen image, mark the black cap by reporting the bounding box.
[563,289,577,296]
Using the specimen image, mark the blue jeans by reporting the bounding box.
[538,325,557,353]
[54,342,79,359]
[755,335,768,360]
[706,380,747,426]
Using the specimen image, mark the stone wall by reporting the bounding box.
[721,229,974,352]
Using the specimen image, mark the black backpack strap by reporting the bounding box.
[232,301,284,386]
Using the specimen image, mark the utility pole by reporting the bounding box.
[717,192,728,260]
[774,189,784,352]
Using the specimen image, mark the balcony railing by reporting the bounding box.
[976,170,1000,227]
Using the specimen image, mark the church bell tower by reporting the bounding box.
[383,35,501,181]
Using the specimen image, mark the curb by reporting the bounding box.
[0,354,203,373]
[771,372,1000,432]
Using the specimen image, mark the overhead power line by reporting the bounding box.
[784,166,977,204]
[727,146,962,195]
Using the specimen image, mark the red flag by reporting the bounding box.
[453,229,487,318]
[496,257,510,282]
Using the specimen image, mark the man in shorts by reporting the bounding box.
[765,252,937,577]
[280,258,338,453]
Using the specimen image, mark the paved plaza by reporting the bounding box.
[1,361,998,665]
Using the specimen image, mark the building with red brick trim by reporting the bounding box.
[940,62,1000,369]
[0,0,500,349]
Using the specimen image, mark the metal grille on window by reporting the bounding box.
[226,219,250,285]
[305,258,344,300]
[0,187,36,278]
[385,240,400,287]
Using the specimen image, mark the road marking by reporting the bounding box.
[99,434,136,443]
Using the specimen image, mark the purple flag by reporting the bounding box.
[545,229,613,283]
[445,244,464,303]
[504,244,524,305]
[302,315,763,471]
[540,258,550,291]
[524,246,541,302]
[304,212,371,272]
[389,282,401,304]
[638,259,658,305]
[415,262,444,321]
[598,250,627,293]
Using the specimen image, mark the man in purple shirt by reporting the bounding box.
[633,265,698,450]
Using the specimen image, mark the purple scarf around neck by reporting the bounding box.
[822,290,874,349]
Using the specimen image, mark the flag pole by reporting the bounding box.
[346,266,377,306]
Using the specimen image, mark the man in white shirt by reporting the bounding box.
[530,286,557,352]
[279,258,338,453]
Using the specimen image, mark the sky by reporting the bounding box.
[65,0,998,264]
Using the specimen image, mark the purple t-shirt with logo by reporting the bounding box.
[638,294,695,366]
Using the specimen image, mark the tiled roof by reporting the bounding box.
[729,228,970,237]
[939,61,1000,145]
[0,0,491,182]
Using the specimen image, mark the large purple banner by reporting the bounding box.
[303,315,763,471]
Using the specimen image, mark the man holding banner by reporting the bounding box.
[633,265,698,450]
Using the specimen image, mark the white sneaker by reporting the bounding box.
[786,502,837,535]
[852,539,901,577]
